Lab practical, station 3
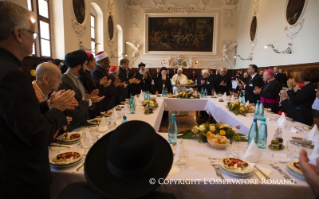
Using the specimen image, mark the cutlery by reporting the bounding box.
[72,163,84,173]
[211,162,224,179]
[269,161,294,182]
[254,165,270,180]
[49,144,70,148]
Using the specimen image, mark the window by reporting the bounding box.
[91,14,96,55]
[36,0,51,57]
[27,0,36,55]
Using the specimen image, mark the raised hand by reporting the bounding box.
[50,90,75,112]
[66,99,78,110]
[102,79,112,88]
[113,78,120,87]
[201,80,205,85]
[287,78,297,89]
[87,89,99,99]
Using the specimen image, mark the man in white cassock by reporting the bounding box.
[171,68,188,94]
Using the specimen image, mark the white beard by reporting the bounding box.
[139,69,145,75]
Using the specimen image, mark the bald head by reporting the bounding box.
[36,62,62,94]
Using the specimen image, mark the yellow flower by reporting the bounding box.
[220,130,226,136]
[219,125,224,129]
[209,125,216,132]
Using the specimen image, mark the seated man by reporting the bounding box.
[32,62,74,142]
[58,50,104,131]
[171,68,188,94]
[215,67,231,95]
[154,67,173,95]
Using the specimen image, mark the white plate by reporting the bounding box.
[219,158,253,176]
[49,151,83,166]
[100,111,112,117]
[56,132,81,143]
[287,160,304,177]
[87,118,102,125]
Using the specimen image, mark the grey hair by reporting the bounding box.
[0,1,35,41]
[36,62,60,81]
[220,67,227,71]
[201,69,209,74]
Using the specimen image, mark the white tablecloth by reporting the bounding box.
[50,96,314,199]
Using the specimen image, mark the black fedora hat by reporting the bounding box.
[84,121,173,199]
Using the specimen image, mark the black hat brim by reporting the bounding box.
[84,130,173,199]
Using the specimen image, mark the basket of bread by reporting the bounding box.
[206,131,228,149]
[246,104,254,113]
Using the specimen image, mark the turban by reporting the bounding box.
[96,51,109,62]
[64,50,87,68]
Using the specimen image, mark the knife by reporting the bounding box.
[49,144,70,148]
[254,165,270,180]
[72,163,84,173]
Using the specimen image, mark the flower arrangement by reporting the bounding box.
[171,92,198,99]
[177,122,247,143]
[141,99,158,108]
[227,102,249,116]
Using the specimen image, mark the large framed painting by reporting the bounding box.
[148,17,214,52]
[72,0,85,24]
[250,16,257,42]
[108,15,114,40]
[286,0,306,25]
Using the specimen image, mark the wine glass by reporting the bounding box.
[225,139,232,157]
[286,140,297,159]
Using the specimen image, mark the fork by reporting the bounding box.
[269,161,294,182]
[211,162,224,179]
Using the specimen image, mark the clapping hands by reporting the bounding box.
[87,89,105,103]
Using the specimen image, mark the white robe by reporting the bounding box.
[171,74,188,94]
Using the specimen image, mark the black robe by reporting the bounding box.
[91,65,117,111]
[197,76,215,95]
[58,74,91,131]
[110,74,124,106]
[154,76,173,94]
[79,69,106,119]
[215,75,231,95]
[0,48,66,198]
[274,73,284,86]
[260,79,282,113]
[281,83,316,126]
[135,72,152,92]
[118,66,129,99]
[243,74,263,104]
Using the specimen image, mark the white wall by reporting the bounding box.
[235,0,319,69]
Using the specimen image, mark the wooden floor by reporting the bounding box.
[159,111,214,133]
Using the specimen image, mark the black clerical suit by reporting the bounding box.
[215,74,231,95]
[281,83,316,126]
[274,73,284,86]
[243,74,263,104]
[197,76,215,118]
[154,76,173,94]
[260,79,282,113]
[135,72,152,92]
[118,66,130,99]
[0,48,66,198]
[91,65,117,111]
[110,74,124,106]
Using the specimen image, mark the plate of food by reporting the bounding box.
[287,160,304,179]
[87,118,102,125]
[219,158,253,176]
[115,105,125,111]
[100,111,112,117]
[50,151,83,166]
[303,126,312,131]
[56,132,81,143]
[264,108,271,112]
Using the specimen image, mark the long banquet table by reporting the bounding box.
[50,96,314,199]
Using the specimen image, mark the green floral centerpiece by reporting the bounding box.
[177,122,247,143]
[141,99,158,109]
[170,92,198,99]
[227,102,249,116]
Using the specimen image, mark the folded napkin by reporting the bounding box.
[246,100,250,107]
[222,92,226,100]
[308,124,319,143]
[80,128,92,148]
[139,91,144,102]
[98,117,108,132]
[214,91,217,97]
[134,96,139,105]
[277,112,287,126]
[290,128,298,133]
[168,165,181,176]
[242,140,263,163]
[111,108,118,120]
[309,142,319,164]
[231,95,234,102]
[253,165,272,179]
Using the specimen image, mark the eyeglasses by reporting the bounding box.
[22,29,38,39]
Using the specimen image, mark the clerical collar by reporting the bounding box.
[34,81,48,101]
[268,79,275,83]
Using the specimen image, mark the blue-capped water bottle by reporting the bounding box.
[242,93,246,104]
[122,115,127,123]
[200,87,204,98]
[168,114,177,145]
[130,101,135,114]
[248,118,258,147]
[254,100,259,118]
[165,88,168,97]
[204,88,207,98]
[257,118,267,149]
[162,87,165,97]
[258,101,264,121]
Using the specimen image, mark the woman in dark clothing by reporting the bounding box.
[280,67,319,126]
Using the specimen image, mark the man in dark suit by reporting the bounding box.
[237,64,263,104]
[58,50,105,131]
[197,69,215,119]
[154,67,173,94]
[274,66,284,86]
[279,68,288,87]
[167,69,173,79]
[118,58,137,99]
[91,51,120,111]
[0,2,76,198]
[215,67,231,95]
[212,68,220,79]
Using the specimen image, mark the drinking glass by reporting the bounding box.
[286,140,297,159]
[225,139,232,157]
